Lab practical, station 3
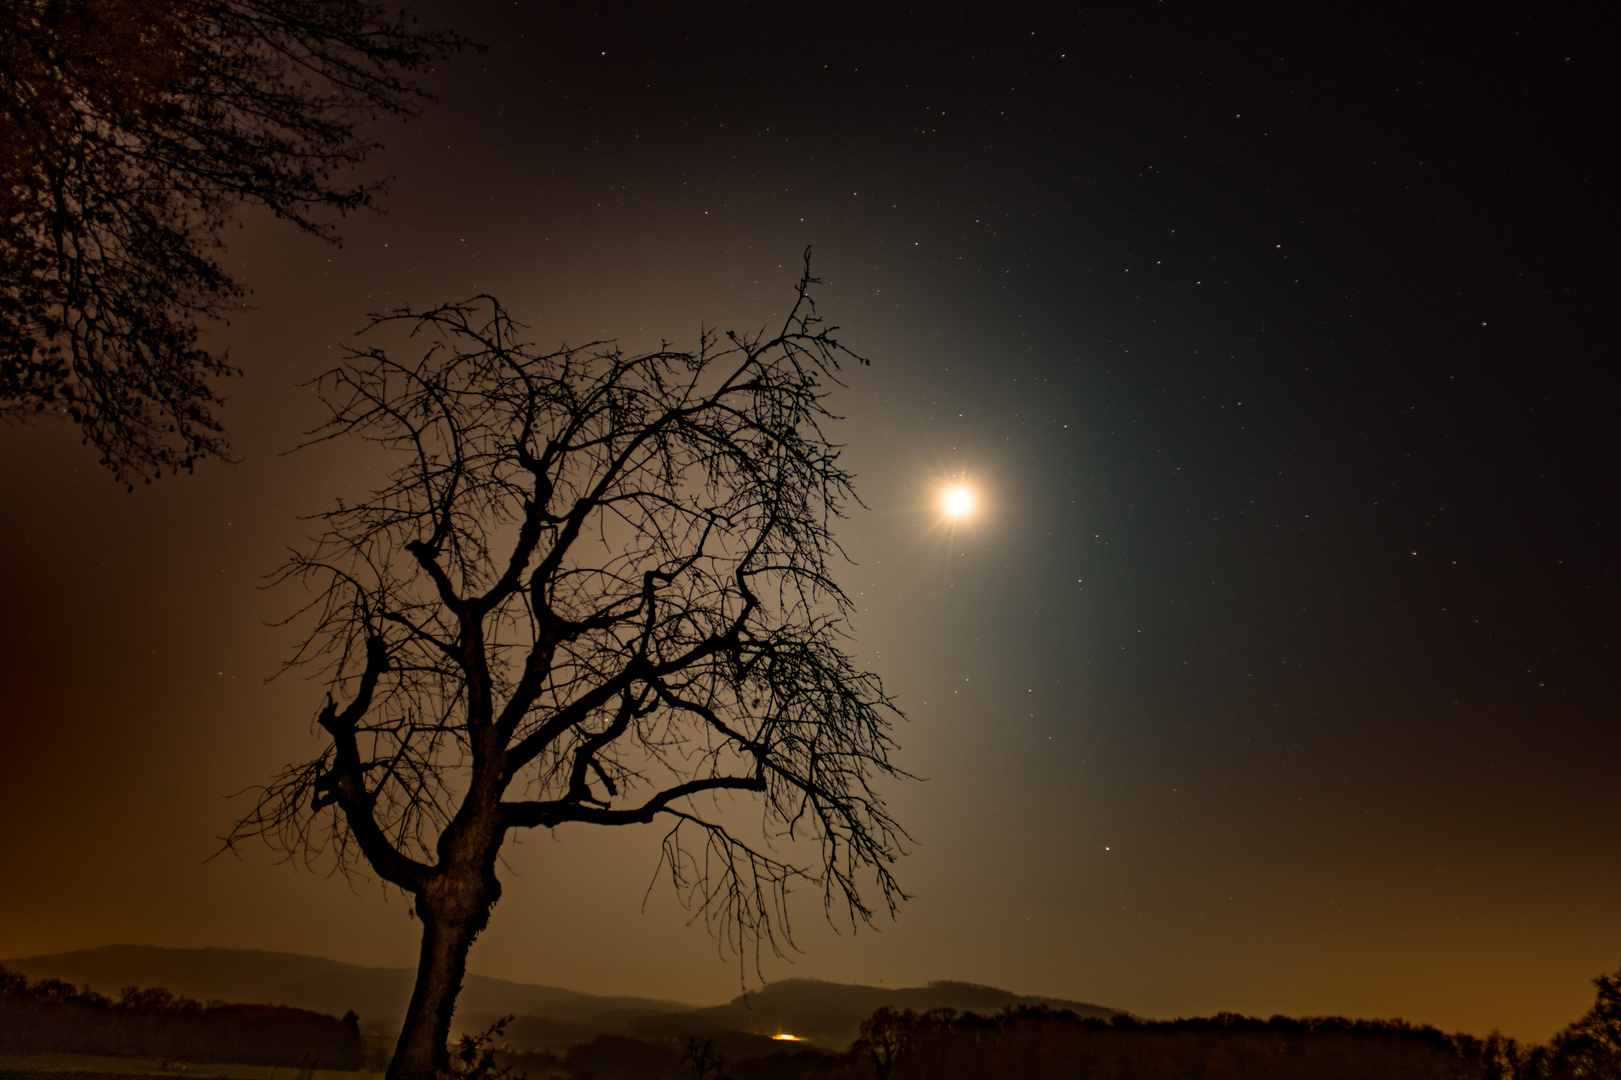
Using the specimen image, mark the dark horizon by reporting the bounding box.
[1,0,1616,1045]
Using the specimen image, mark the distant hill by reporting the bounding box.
[2,946,1124,1052]
[667,977,1123,1047]
[0,945,692,1037]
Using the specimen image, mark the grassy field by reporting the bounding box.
[0,1051,565,1080]
[0,1053,376,1080]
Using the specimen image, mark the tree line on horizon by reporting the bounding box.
[485,963,1621,1080]
[2,960,1618,1080]
[0,965,364,1069]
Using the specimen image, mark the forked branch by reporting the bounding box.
[229,252,908,975]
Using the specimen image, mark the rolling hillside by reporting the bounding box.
[0,946,691,1037]
[671,977,1122,1046]
[3,946,1123,1052]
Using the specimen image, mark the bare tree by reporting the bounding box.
[680,1036,729,1080]
[0,0,464,485]
[853,1006,916,1080]
[228,255,909,1080]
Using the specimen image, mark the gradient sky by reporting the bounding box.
[2,0,1617,1044]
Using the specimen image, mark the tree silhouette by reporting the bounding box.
[681,1035,729,1080]
[229,255,909,1080]
[1552,962,1621,1080]
[853,1006,915,1080]
[0,0,463,485]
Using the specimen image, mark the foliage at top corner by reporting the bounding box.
[0,0,468,485]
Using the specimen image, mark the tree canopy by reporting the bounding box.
[0,0,462,483]
[230,257,909,1080]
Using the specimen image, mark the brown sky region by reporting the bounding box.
[2,0,1618,1044]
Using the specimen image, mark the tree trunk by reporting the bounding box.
[386,860,502,1080]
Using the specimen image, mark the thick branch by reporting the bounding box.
[405,539,468,614]
[500,776,767,830]
[311,635,432,891]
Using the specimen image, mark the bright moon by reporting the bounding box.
[944,486,974,517]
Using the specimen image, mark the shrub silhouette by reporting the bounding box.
[0,964,362,1068]
[848,1003,1545,1080]
[1550,963,1621,1080]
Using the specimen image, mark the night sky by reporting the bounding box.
[2,0,1617,1043]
